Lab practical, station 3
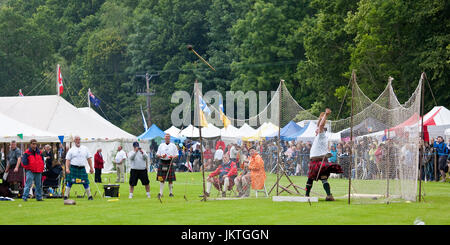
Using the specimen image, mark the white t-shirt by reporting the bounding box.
[214,149,224,160]
[229,146,238,159]
[66,145,92,167]
[157,143,178,160]
[115,150,127,164]
[310,132,329,159]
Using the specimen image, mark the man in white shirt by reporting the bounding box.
[115,146,127,183]
[64,135,94,200]
[156,134,178,198]
[214,147,224,168]
[229,144,238,163]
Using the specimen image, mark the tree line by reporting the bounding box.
[0,0,448,135]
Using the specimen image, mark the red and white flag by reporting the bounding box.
[184,161,193,172]
[18,89,24,96]
[57,65,64,95]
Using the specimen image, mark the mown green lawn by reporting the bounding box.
[1,172,449,225]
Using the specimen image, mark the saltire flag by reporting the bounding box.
[88,90,101,107]
[218,97,231,128]
[140,105,148,131]
[57,65,63,95]
[18,89,24,96]
[198,95,210,127]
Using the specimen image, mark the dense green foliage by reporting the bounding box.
[0,0,448,134]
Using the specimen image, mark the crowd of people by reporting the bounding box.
[0,129,448,200]
[148,132,449,184]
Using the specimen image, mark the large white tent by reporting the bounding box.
[0,112,59,143]
[0,95,140,172]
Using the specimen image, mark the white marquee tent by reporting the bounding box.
[0,112,59,143]
[0,95,141,172]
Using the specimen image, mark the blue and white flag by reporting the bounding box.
[89,90,101,107]
[140,105,148,131]
[198,95,211,116]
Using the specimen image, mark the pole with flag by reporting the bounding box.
[56,64,63,96]
[88,88,101,108]
[219,96,230,128]
[140,105,148,131]
[195,80,208,201]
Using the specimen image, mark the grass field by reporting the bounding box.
[1,171,449,225]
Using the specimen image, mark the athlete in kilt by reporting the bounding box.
[305,108,343,201]
[204,154,237,197]
[64,136,94,200]
[156,134,178,198]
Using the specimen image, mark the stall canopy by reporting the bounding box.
[243,122,279,141]
[267,121,306,141]
[220,124,240,144]
[422,106,450,140]
[0,112,59,142]
[164,126,181,138]
[341,117,388,138]
[179,124,200,138]
[201,123,221,138]
[138,124,180,142]
[237,123,257,139]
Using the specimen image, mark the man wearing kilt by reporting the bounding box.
[305,108,343,201]
[64,136,94,200]
[156,134,178,198]
[4,140,24,194]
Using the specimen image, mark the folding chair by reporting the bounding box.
[255,184,268,198]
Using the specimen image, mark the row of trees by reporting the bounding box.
[0,0,448,135]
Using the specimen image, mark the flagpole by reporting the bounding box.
[88,88,91,108]
[195,80,207,202]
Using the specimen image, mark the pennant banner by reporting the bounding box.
[58,135,64,144]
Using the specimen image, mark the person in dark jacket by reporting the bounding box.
[433,136,449,182]
[21,139,45,201]
[94,148,104,183]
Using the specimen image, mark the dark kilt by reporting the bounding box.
[66,165,89,185]
[6,165,24,183]
[212,175,235,191]
[308,158,343,180]
[157,160,176,182]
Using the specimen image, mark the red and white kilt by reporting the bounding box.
[308,158,343,180]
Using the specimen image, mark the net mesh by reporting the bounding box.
[181,75,421,202]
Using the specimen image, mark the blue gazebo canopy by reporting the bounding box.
[267,121,308,141]
[138,124,180,142]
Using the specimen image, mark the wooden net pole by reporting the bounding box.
[348,70,355,205]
